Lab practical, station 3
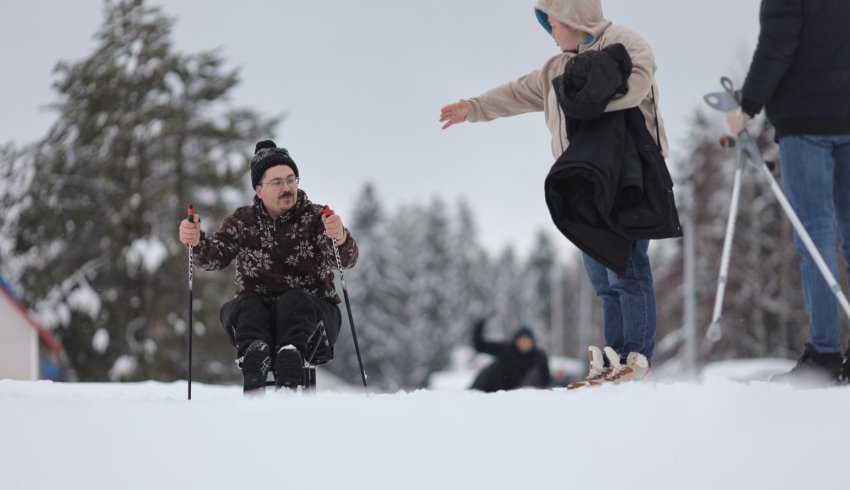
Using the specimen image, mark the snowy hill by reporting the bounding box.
[2,373,849,490]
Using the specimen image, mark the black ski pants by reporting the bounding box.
[219,290,341,359]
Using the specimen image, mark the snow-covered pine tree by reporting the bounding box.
[395,199,457,388]
[487,246,525,339]
[654,108,809,368]
[651,109,725,367]
[329,183,408,389]
[521,231,557,351]
[335,188,499,391]
[0,0,277,381]
[442,200,491,356]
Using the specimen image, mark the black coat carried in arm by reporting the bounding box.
[741,0,850,138]
[544,44,681,275]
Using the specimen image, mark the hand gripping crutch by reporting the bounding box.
[702,77,850,341]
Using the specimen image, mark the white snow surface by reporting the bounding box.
[2,371,849,490]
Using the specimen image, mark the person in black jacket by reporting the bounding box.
[728,0,850,386]
[470,318,552,392]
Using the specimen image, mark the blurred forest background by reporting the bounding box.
[2,0,846,391]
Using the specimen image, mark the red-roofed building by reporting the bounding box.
[0,279,65,380]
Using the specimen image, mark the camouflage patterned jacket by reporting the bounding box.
[192,190,358,304]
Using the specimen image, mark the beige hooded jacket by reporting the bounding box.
[466,0,668,158]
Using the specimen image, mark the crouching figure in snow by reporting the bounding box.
[178,140,358,394]
[470,317,552,392]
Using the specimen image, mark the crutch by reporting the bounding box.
[702,77,850,341]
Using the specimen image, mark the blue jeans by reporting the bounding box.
[778,135,850,353]
[582,240,657,360]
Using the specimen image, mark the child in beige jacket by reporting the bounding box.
[440,0,666,388]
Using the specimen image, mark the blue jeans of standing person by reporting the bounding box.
[778,135,850,354]
[582,240,657,360]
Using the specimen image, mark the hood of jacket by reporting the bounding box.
[534,0,612,44]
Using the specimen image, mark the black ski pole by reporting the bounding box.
[187,204,195,400]
[323,206,367,390]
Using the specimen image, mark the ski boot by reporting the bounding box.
[242,340,271,395]
[274,344,303,390]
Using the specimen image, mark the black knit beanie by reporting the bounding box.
[250,140,299,188]
[513,325,535,342]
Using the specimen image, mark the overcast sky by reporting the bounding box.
[1,1,761,260]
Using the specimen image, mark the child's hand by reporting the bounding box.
[439,100,470,129]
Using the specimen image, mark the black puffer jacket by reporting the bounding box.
[741,0,850,138]
[545,44,681,274]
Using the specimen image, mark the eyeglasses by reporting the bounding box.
[260,177,299,189]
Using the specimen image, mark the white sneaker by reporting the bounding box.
[567,346,609,389]
[603,347,650,383]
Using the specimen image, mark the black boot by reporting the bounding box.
[842,348,850,384]
[274,345,303,390]
[241,340,271,395]
[771,344,843,387]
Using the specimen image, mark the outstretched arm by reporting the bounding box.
[466,69,547,122]
[440,68,547,129]
[472,318,503,357]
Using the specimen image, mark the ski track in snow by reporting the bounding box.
[1,379,848,490]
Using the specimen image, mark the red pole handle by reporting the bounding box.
[323,205,333,217]
[188,204,195,223]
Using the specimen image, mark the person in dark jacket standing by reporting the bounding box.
[470,318,552,392]
[728,0,850,385]
[440,0,663,387]
[178,140,358,394]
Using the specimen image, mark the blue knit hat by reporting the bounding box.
[513,325,535,342]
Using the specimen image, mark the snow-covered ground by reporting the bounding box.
[3,360,849,490]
